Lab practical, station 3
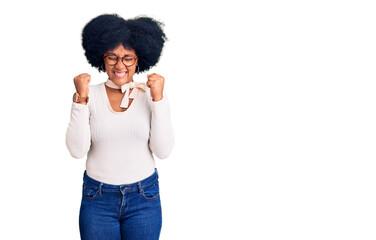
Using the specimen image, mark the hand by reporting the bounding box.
[73,73,91,97]
[146,73,165,101]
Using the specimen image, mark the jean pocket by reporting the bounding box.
[82,182,100,200]
[141,181,160,201]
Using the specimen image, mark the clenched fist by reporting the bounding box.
[146,73,164,101]
[73,73,91,98]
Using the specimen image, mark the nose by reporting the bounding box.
[115,58,127,69]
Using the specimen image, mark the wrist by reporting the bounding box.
[76,102,88,105]
[152,95,163,102]
[73,92,89,104]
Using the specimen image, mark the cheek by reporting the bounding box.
[128,66,137,74]
[106,66,115,75]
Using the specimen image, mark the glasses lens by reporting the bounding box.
[105,56,117,65]
[123,57,135,66]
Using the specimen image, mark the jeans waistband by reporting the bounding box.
[83,168,159,193]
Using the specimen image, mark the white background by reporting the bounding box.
[0,0,375,239]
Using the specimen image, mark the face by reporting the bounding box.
[103,43,138,86]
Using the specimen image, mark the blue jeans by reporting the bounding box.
[79,168,162,240]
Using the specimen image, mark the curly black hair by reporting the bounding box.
[81,13,167,73]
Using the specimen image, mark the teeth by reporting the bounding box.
[114,71,127,77]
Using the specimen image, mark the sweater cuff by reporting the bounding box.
[151,95,170,118]
[71,102,90,120]
[72,102,89,109]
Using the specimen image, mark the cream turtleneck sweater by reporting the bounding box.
[65,80,174,184]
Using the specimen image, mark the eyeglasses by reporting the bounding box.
[103,53,138,67]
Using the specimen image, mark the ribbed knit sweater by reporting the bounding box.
[65,81,174,184]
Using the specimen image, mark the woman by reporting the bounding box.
[65,13,174,240]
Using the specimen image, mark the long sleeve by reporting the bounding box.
[65,101,91,159]
[149,93,175,159]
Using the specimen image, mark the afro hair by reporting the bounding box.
[81,13,167,73]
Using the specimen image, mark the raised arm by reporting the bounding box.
[66,73,92,159]
[66,102,91,158]
[148,93,175,159]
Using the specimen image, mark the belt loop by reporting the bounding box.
[155,168,159,179]
[99,182,103,195]
[138,181,143,193]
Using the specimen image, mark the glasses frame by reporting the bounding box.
[103,53,138,67]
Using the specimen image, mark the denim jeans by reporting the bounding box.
[79,168,162,240]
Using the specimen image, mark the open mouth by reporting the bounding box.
[114,71,127,78]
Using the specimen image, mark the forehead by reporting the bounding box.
[105,44,136,56]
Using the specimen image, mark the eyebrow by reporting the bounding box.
[105,53,135,57]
